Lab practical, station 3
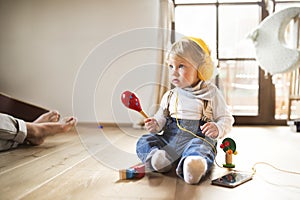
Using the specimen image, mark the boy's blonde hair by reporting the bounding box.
[167,37,214,81]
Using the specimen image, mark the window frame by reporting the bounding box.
[172,0,293,125]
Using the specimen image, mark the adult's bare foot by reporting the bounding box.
[26,116,77,145]
[34,110,60,123]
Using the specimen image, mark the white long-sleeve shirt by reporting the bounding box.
[154,81,234,139]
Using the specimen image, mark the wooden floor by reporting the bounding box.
[1,124,300,200]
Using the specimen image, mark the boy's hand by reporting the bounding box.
[144,118,159,133]
[200,122,219,139]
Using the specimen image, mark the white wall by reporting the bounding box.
[0,0,163,123]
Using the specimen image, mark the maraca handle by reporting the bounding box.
[139,110,149,118]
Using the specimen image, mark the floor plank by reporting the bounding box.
[22,157,178,200]
[1,124,300,200]
[0,135,89,199]
[0,131,79,175]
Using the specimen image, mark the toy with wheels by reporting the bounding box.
[119,164,145,180]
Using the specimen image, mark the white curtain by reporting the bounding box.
[153,0,174,112]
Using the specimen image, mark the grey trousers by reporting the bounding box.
[0,113,27,151]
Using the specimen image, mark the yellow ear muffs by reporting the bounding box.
[186,37,214,81]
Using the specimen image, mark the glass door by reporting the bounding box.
[173,0,298,125]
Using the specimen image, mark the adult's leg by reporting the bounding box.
[0,113,27,151]
[33,110,60,123]
[26,116,77,145]
[0,111,77,151]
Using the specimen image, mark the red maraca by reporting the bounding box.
[121,91,149,118]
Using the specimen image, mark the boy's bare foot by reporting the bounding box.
[26,116,77,145]
[33,110,60,123]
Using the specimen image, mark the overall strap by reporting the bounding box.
[201,99,211,122]
[163,89,174,117]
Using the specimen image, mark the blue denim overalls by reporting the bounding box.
[136,91,217,178]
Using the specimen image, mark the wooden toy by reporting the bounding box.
[119,164,145,180]
[220,138,238,168]
[121,91,149,118]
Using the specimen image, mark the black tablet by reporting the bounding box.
[211,172,252,188]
